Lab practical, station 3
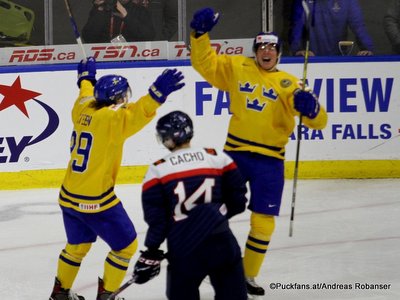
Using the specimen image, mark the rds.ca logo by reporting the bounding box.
[0,76,59,163]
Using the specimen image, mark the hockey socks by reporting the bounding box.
[243,213,275,278]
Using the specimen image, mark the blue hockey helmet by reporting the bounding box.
[156,111,194,149]
[94,74,131,104]
[252,32,281,53]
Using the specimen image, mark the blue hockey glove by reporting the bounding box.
[77,56,97,87]
[133,249,165,284]
[190,7,220,36]
[294,89,320,119]
[149,68,185,104]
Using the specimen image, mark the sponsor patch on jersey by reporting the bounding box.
[280,79,292,88]
[204,148,217,155]
[109,103,126,111]
[79,96,95,104]
[79,203,100,211]
[154,158,166,166]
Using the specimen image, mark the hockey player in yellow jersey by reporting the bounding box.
[48,57,184,300]
[190,8,328,298]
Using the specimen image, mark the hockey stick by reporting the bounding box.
[63,0,87,59]
[107,275,138,300]
[289,0,311,237]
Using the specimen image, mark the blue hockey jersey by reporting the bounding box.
[290,0,374,55]
[141,147,247,258]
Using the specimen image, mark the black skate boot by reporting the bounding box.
[96,277,125,300]
[246,277,265,298]
[49,277,85,300]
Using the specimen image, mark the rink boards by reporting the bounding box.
[1,54,399,189]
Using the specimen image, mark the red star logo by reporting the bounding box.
[0,76,42,118]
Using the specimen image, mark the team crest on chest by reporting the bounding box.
[262,87,278,101]
[239,82,257,93]
[238,80,279,112]
[246,98,266,111]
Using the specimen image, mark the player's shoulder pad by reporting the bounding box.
[153,158,166,166]
[204,148,217,156]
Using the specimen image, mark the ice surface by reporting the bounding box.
[1,179,399,299]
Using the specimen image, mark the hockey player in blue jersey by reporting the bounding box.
[132,110,248,300]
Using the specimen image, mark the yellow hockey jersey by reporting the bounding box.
[59,80,160,213]
[190,33,328,160]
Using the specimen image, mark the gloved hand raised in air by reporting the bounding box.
[149,68,185,104]
[77,56,97,87]
[293,89,320,119]
[133,249,165,284]
[190,7,220,36]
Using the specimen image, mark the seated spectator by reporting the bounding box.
[82,0,155,43]
[384,0,400,54]
[149,0,178,41]
[290,0,374,56]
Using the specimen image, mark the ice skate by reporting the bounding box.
[96,277,125,300]
[246,277,264,299]
[49,277,85,300]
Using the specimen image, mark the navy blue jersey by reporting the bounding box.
[141,147,247,258]
[290,0,374,55]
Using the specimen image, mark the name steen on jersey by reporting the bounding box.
[78,114,92,126]
[169,151,205,166]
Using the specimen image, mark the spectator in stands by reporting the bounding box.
[384,0,400,54]
[149,0,178,41]
[82,0,155,43]
[290,0,374,56]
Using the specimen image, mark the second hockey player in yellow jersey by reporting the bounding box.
[49,57,185,300]
[190,7,328,297]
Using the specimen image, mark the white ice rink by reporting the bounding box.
[1,179,399,300]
